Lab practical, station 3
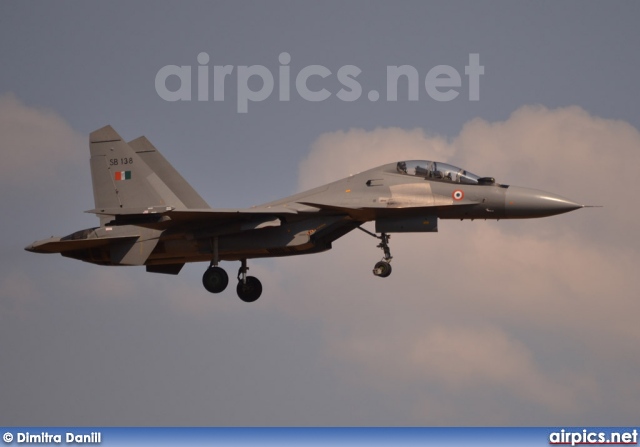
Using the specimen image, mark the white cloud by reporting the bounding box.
[269,104,640,423]
[5,97,639,424]
[299,127,451,190]
[340,323,594,414]
[0,93,85,188]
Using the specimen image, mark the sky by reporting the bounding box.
[1,1,640,426]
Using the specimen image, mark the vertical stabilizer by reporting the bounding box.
[128,136,209,209]
[89,125,186,212]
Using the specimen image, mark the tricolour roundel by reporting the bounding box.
[452,189,464,201]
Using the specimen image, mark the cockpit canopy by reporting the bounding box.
[396,160,482,185]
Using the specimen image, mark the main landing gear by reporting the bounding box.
[236,259,262,302]
[357,226,393,278]
[203,237,262,302]
[202,260,263,302]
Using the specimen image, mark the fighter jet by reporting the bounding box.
[26,125,587,302]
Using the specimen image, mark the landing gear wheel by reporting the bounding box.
[373,261,392,278]
[202,266,229,293]
[357,227,395,278]
[237,276,262,302]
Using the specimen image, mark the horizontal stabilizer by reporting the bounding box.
[25,235,138,254]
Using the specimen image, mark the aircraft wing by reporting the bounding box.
[85,206,302,234]
[86,206,298,217]
[166,206,299,221]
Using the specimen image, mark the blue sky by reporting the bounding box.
[1,1,639,425]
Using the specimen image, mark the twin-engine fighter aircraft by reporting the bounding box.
[26,125,587,302]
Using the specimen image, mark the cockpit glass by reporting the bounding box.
[396,160,481,184]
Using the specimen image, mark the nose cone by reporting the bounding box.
[505,186,583,218]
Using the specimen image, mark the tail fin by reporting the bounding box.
[89,125,207,215]
[128,135,209,209]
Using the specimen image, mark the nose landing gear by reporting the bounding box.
[357,226,393,278]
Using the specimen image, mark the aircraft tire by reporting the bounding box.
[373,261,392,278]
[237,276,262,302]
[202,266,229,293]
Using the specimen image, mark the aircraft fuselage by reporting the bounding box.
[26,127,587,302]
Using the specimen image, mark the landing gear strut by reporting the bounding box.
[203,236,229,293]
[357,226,393,278]
[236,259,262,302]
